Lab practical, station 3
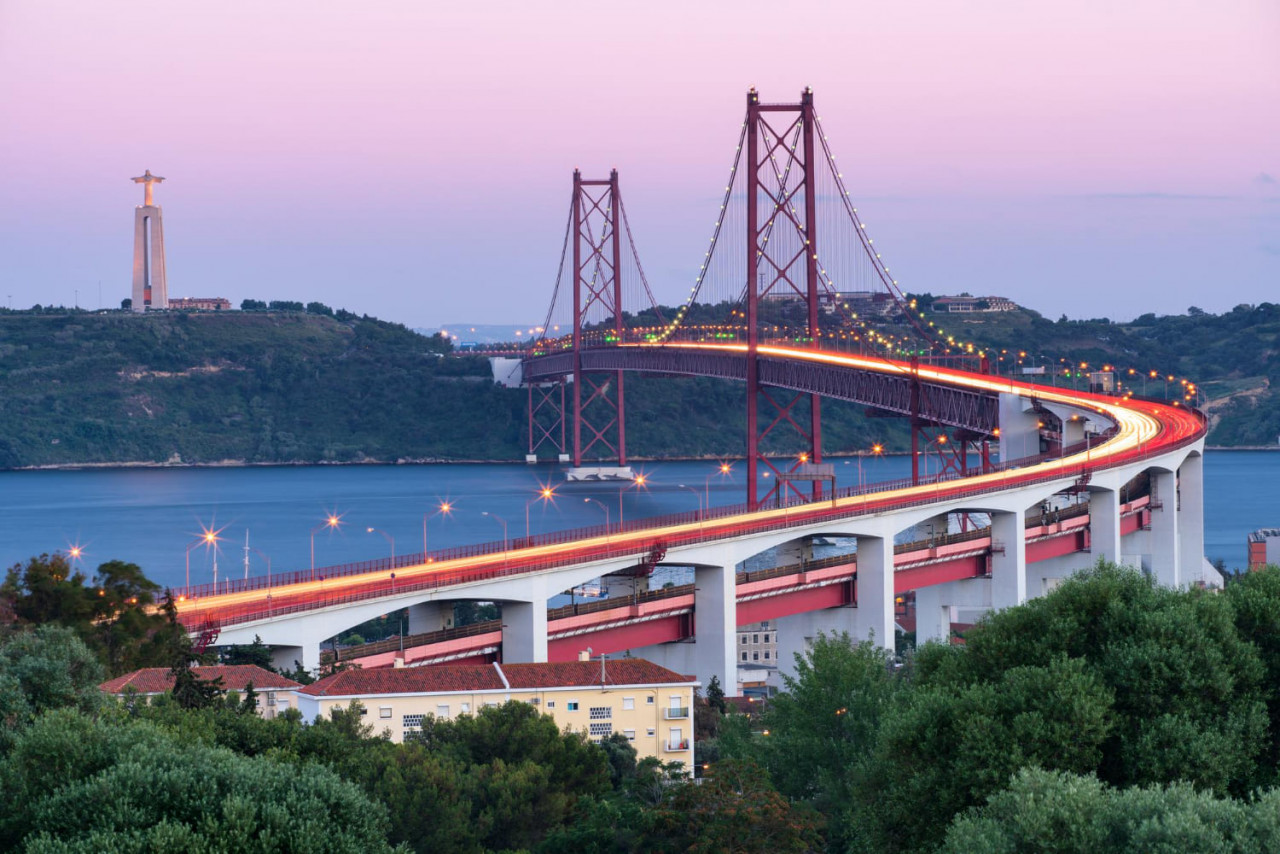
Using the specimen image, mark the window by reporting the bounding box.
[646,696,655,705]
[753,634,759,643]
[589,706,611,720]
[646,728,655,737]
[403,714,425,729]
[753,652,759,661]
[545,701,555,709]
[379,706,392,719]
[623,729,636,741]
[483,702,498,708]
[460,703,471,713]
[567,701,579,711]
[436,704,450,718]
[764,651,770,660]
[623,697,635,710]
[741,652,748,661]
[589,722,612,739]
[764,633,771,643]
[741,635,747,644]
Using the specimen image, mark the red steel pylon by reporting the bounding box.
[572,169,627,467]
[745,88,823,507]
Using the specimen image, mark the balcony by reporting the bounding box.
[663,706,690,720]
[664,739,690,752]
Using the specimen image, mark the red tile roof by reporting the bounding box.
[100,665,301,695]
[301,659,697,697]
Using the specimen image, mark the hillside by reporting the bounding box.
[0,310,898,468]
[908,299,1280,445]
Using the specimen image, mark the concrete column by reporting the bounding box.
[854,535,895,651]
[1149,469,1180,587]
[999,393,1042,462]
[406,601,450,635]
[270,643,321,677]
[990,509,1027,609]
[693,564,737,697]
[501,600,548,663]
[1089,488,1122,565]
[1178,455,1205,586]
[913,584,951,645]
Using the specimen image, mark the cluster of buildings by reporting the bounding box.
[100,655,699,767]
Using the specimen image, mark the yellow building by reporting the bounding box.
[297,658,697,766]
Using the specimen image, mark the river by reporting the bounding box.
[0,451,1275,590]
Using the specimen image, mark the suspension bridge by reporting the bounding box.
[172,88,1207,690]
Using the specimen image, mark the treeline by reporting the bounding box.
[697,563,1280,852]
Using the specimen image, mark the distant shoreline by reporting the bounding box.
[5,446,1276,473]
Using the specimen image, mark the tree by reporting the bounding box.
[598,732,639,788]
[939,768,1280,854]
[240,298,267,311]
[0,625,104,748]
[221,635,276,670]
[756,632,904,842]
[306,301,334,316]
[120,298,131,310]
[0,710,402,853]
[705,674,727,714]
[647,760,823,853]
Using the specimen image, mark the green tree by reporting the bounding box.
[757,632,903,833]
[939,768,1280,854]
[0,710,403,853]
[0,625,104,749]
[647,759,823,853]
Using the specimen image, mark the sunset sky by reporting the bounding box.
[1,0,1276,329]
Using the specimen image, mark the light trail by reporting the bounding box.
[175,345,1202,626]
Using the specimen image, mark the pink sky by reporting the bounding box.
[1,0,1276,327]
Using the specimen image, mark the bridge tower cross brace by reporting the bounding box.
[571,169,627,467]
[745,87,824,507]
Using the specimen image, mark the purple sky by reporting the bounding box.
[1,1,1276,330]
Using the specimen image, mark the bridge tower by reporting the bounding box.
[564,168,631,479]
[745,88,824,506]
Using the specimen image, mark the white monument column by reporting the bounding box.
[130,170,169,311]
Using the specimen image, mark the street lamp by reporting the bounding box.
[676,484,703,514]
[481,511,508,550]
[310,513,343,580]
[618,473,648,525]
[526,486,556,537]
[706,462,732,509]
[185,526,220,590]
[367,527,395,563]
[583,497,610,531]
[248,546,272,589]
[423,500,454,559]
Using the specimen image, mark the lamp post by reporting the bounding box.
[583,497,610,532]
[248,546,272,589]
[310,513,342,580]
[676,484,703,514]
[481,511,508,550]
[367,527,395,563]
[184,526,220,591]
[526,487,556,537]
[618,473,648,526]
[423,500,453,560]
[705,462,732,509]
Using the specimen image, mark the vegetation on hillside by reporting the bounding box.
[2,299,1276,469]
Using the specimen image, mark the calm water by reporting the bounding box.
[0,451,1274,589]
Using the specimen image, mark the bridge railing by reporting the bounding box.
[174,422,1201,631]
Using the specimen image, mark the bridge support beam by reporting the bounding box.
[998,393,1042,462]
[915,578,992,645]
[407,601,452,635]
[270,643,321,678]
[854,535,895,650]
[502,599,549,663]
[990,510,1027,609]
[1178,454,1205,585]
[1089,488,1122,565]
[1149,469,1181,587]
[693,562,737,699]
